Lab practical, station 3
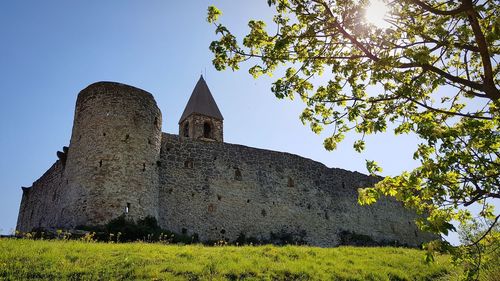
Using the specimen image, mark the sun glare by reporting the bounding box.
[364,0,390,28]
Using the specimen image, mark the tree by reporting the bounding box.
[207,0,499,277]
[455,218,500,279]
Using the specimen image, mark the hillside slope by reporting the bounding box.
[0,239,452,280]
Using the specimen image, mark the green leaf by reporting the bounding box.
[353,140,365,152]
[365,160,382,175]
[207,6,222,23]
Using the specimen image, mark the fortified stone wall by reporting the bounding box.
[158,133,434,247]
[17,81,435,247]
[60,82,162,227]
[16,161,65,232]
[17,82,163,231]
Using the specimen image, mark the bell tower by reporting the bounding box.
[179,75,223,142]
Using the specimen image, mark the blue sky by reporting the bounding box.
[0,1,442,239]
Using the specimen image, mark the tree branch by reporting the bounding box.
[463,0,500,100]
[408,0,468,15]
[398,62,485,93]
[406,97,493,120]
[467,214,500,247]
[316,0,380,62]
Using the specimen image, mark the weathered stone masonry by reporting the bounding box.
[17,77,435,247]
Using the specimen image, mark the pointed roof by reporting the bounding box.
[178,75,223,124]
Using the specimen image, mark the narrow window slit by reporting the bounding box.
[183,122,189,137]
[203,122,212,138]
[261,209,267,217]
[234,168,242,181]
[184,159,193,169]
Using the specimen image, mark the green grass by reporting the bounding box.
[0,238,453,280]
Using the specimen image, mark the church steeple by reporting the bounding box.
[179,75,223,142]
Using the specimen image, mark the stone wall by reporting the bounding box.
[18,82,163,231]
[16,81,436,247]
[16,161,65,232]
[62,82,162,227]
[158,133,435,247]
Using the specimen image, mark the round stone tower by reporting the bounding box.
[61,82,162,227]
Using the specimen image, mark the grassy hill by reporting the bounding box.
[0,238,453,280]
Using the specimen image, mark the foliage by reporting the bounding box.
[269,229,308,245]
[19,217,327,247]
[77,215,199,244]
[207,0,499,276]
[337,230,413,247]
[0,238,453,280]
[454,218,500,280]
